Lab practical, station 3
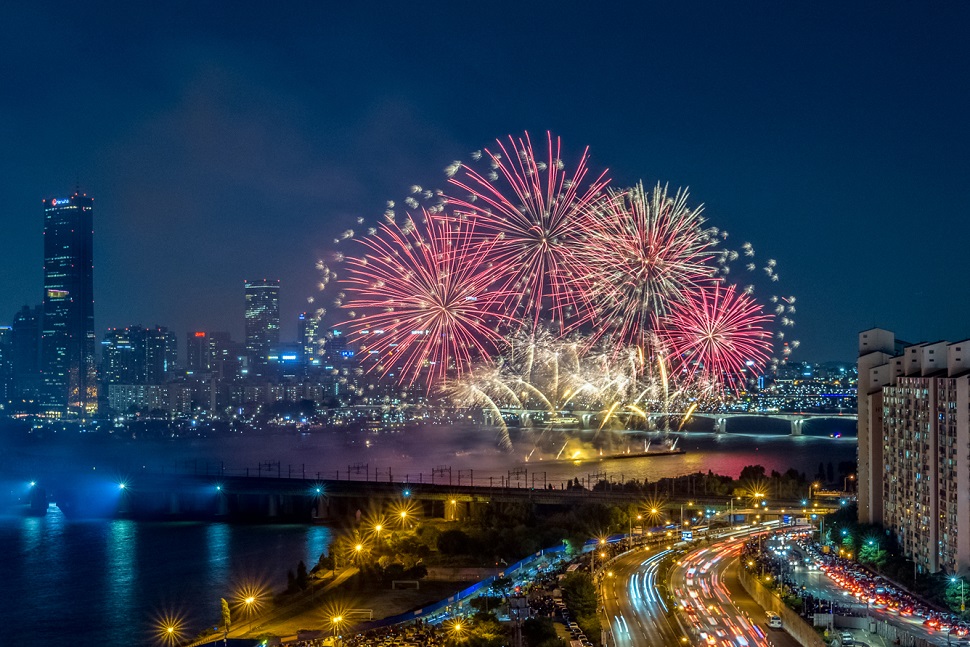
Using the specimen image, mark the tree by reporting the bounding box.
[316,551,335,573]
[220,597,231,636]
[560,572,597,618]
[296,560,308,590]
[739,465,766,481]
[946,577,968,616]
[438,529,473,555]
[522,617,562,647]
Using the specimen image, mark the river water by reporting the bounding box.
[1,426,855,646]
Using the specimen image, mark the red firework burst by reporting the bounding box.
[341,211,513,385]
[583,182,721,349]
[657,283,773,392]
[446,131,610,331]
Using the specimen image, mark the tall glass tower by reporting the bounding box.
[244,278,280,375]
[41,192,97,417]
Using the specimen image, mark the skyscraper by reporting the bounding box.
[0,326,11,406]
[244,279,280,375]
[299,311,321,372]
[101,325,177,387]
[11,305,42,404]
[142,326,177,384]
[41,192,96,417]
[186,331,212,373]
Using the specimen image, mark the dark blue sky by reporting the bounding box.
[2,1,969,361]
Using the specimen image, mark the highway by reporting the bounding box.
[668,536,801,647]
[601,546,686,646]
[601,527,802,647]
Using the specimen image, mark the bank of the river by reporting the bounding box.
[1,430,856,647]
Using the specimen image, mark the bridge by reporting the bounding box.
[488,409,857,435]
[45,469,843,523]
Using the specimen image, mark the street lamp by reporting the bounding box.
[809,481,820,501]
[331,615,344,639]
[952,577,966,613]
[450,620,465,643]
[155,614,184,646]
[244,595,256,632]
[844,474,855,493]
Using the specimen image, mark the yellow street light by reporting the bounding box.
[331,614,344,638]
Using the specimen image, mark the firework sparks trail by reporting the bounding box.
[658,283,774,393]
[581,182,721,350]
[446,131,610,331]
[340,210,515,384]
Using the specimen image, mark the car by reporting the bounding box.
[840,631,854,645]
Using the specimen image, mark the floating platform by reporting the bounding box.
[601,448,686,460]
[549,447,686,464]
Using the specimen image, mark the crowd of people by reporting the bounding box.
[279,551,582,647]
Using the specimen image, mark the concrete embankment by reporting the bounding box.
[737,562,825,647]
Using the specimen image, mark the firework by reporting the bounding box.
[329,130,796,401]
[658,283,774,392]
[341,210,513,384]
[445,131,610,330]
[582,182,721,349]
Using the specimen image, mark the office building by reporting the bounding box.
[41,192,97,417]
[244,279,280,375]
[210,332,243,381]
[0,326,11,406]
[299,312,320,361]
[143,326,177,383]
[186,331,212,372]
[101,325,178,387]
[858,328,970,575]
[10,305,42,403]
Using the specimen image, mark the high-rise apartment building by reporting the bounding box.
[244,279,280,375]
[858,328,970,575]
[41,192,97,417]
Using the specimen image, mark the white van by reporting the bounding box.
[765,612,782,629]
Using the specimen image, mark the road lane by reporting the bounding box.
[602,546,686,647]
[668,533,802,647]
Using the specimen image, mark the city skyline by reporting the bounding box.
[4,4,970,363]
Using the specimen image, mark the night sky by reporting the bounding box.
[2,2,969,362]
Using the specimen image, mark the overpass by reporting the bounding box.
[46,469,843,523]
[489,408,857,435]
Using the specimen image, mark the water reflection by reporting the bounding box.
[305,525,332,569]
[206,522,231,585]
[106,520,136,631]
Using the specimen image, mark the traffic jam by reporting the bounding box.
[753,530,970,644]
[675,534,780,647]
